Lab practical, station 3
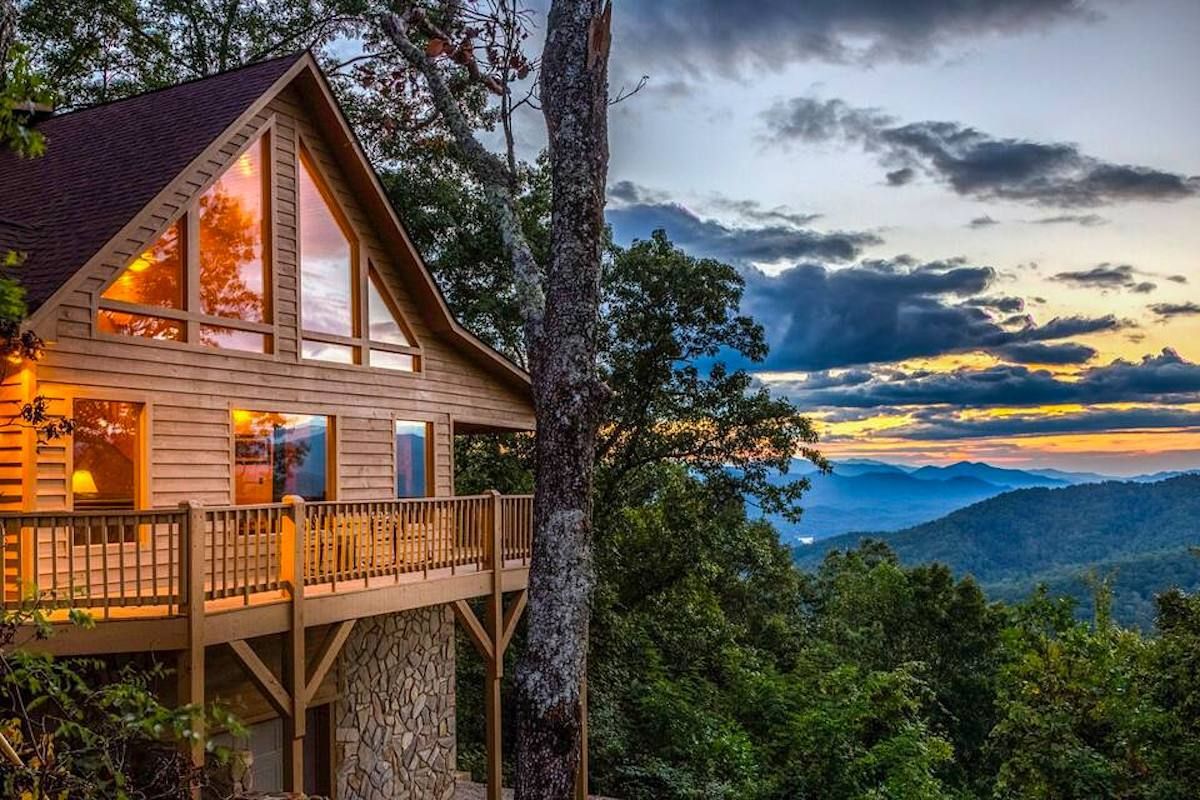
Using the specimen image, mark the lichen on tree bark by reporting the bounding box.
[381,2,611,798]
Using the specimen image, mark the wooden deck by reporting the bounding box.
[2,492,533,654]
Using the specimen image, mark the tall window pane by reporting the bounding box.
[200,138,268,322]
[73,400,140,523]
[101,223,183,309]
[298,152,354,337]
[395,420,428,497]
[233,411,329,504]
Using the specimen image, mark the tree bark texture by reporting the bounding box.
[381,2,611,795]
[514,2,611,799]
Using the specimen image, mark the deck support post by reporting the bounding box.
[449,490,527,800]
[178,500,207,798]
[486,489,504,800]
[280,495,307,793]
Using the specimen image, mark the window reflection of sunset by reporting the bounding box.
[199,137,267,323]
[298,150,355,339]
[101,222,183,310]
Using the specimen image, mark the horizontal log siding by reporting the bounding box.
[23,85,530,513]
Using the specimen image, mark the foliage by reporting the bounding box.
[0,40,48,157]
[796,476,1200,627]
[15,0,368,107]
[0,603,241,800]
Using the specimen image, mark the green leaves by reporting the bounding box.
[0,605,223,799]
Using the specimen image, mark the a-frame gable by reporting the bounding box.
[24,52,528,396]
[8,54,306,320]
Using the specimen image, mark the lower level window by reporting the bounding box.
[395,420,428,497]
[234,411,330,504]
[72,399,142,544]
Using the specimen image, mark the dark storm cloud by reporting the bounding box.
[762,97,1200,208]
[1149,302,1200,320]
[886,168,916,186]
[775,349,1200,409]
[1051,263,1160,293]
[991,341,1098,365]
[963,296,1026,313]
[704,195,823,228]
[968,215,999,229]
[606,192,880,265]
[741,259,1128,372]
[609,183,822,228]
[1032,213,1108,227]
[890,405,1200,440]
[617,0,1092,74]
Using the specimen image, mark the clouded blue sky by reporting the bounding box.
[588,0,1200,474]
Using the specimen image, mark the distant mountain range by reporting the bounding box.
[767,458,1198,543]
[791,475,1200,628]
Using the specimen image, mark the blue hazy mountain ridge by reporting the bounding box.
[790,475,1200,627]
[767,459,1068,541]
[765,458,1199,542]
[909,461,1069,489]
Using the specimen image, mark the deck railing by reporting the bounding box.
[1,493,533,618]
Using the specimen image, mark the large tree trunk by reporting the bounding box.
[0,0,15,78]
[515,2,611,799]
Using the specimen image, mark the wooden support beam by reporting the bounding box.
[485,654,502,800]
[179,501,207,800]
[228,639,293,719]
[486,489,504,800]
[305,619,356,704]
[281,495,307,793]
[452,599,495,661]
[498,588,528,655]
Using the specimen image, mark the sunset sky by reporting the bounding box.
[592,0,1200,474]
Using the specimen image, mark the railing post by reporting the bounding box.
[177,500,206,794]
[489,489,503,573]
[280,495,307,792]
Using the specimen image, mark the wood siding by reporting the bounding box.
[15,82,532,514]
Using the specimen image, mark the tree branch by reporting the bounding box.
[380,10,545,332]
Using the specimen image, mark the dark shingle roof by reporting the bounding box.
[0,53,303,312]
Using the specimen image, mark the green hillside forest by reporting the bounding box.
[794,475,1200,627]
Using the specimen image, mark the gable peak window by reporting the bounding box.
[97,133,273,354]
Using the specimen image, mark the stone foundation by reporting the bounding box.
[335,605,457,800]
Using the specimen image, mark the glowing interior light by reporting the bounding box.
[71,469,99,495]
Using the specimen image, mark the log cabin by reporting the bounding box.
[0,52,551,800]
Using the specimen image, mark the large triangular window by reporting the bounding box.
[98,222,185,340]
[97,134,273,353]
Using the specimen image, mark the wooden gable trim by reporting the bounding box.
[26,58,311,338]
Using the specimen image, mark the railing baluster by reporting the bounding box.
[0,496,530,623]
